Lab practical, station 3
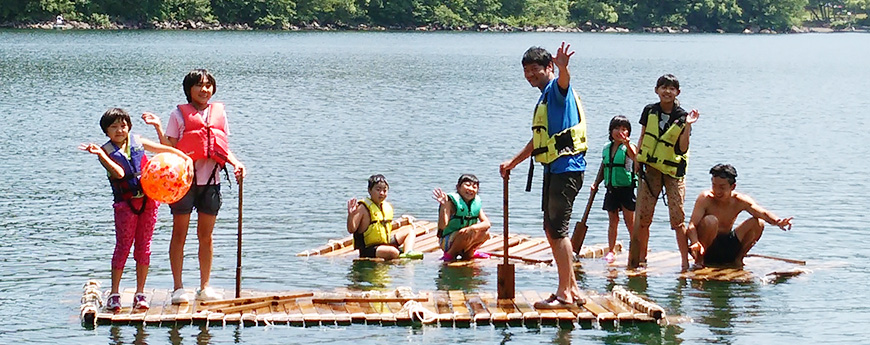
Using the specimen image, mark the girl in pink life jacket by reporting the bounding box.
[79,108,192,311]
[143,69,247,304]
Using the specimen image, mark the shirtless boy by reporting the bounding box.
[687,164,794,267]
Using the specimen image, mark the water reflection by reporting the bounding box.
[109,324,149,345]
[690,280,761,344]
[434,263,487,292]
[347,260,392,290]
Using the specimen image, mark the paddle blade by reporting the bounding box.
[571,221,588,254]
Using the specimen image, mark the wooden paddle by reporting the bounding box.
[235,177,244,298]
[571,187,598,254]
[497,173,515,300]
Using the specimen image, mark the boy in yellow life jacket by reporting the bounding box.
[628,74,700,271]
[432,174,492,261]
[346,174,422,260]
[590,116,637,263]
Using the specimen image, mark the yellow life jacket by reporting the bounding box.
[637,111,688,178]
[531,89,588,164]
[359,198,393,247]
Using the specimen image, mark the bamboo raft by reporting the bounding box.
[296,219,619,264]
[79,281,668,328]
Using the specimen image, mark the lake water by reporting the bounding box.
[1,30,868,344]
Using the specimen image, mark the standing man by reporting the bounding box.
[500,42,588,308]
[687,164,793,267]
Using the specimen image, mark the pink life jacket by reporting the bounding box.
[175,103,229,166]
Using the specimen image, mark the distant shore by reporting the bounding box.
[3,20,868,34]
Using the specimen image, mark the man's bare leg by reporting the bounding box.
[734,217,765,264]
[692,215,720,265]
[546,231,580,303]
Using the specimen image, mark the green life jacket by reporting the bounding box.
[637,111,688,178]
[602,142,635,188]
[441,193,481,238]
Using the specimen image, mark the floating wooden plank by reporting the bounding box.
[512,291,540,327]
[522,290,557,325]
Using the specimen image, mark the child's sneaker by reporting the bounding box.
[133,293,149,310]
[440,252,454,262]
[471,250,491,259]
[398,251,424,260]
[195,287,222,301]
[604,251,615,263]
[106,293,121,311]
[171,288,192,305]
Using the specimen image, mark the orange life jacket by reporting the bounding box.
[175,103,229,166]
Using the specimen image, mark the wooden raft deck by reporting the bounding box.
[80,281,666,327]
[296,219,619,264]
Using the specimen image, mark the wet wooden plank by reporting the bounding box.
[386,301,410,326]
[415,291,437,324]
[448,290,472,326]
[513,291,540,327]
[433,291,454,326]
[480,292,508,325]
[344,302,366,324]
[464,292,490,325]
[355,299,383,325]
[282,298,305,327]
[373,300,396,326]
[296,297,322,326]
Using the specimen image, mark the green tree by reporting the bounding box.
[738,0,807,29]
[686,0,744,31]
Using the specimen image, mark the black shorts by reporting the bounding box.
[704,231,742,266]
[542,170,583,239]
[358,235,399,258]
[169,184,222,215]
[602,186,636,212]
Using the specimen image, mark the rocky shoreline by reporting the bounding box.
[3,19,867,34]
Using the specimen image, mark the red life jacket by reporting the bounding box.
[175,103,229,166]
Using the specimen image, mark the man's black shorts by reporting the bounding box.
[542,170,583,239]
[602,186,636,212]
[704,231,742,266]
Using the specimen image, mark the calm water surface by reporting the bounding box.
[1,30,868,344]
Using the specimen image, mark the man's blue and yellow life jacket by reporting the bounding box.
[531,89,588,164]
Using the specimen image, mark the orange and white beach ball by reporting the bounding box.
[141,152,192,204]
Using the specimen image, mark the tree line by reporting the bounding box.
[2,0,868,32]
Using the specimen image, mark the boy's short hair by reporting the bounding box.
[522,47,552,67]
[183,69,217,103]
[656,74,680,89]
[100,108,132,134]
[608,115,631,141]
[456,174,479,188]
[709,164,738,185]
[368,174,389,190]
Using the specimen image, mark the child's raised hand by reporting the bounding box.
[142,112,161,127]
[432,188,449,205]
[78,143,102,155]
[347,198,359,214]
[553,41,575,70]
[686,109,700,124]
